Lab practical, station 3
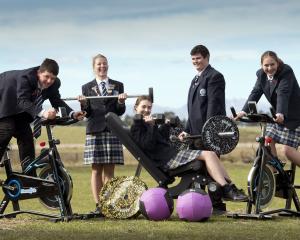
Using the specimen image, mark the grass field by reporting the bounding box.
[2,125,300,239]
[1,164,300,240]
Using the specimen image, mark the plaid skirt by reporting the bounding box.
[164,149,202,170]
[266,123,300,148]
[84,132,124,165]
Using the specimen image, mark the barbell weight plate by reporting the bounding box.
[99,176,148,219]
[202,115,239,155]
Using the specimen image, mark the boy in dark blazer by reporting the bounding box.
[181,44,226,136]
[179,45,227,213]
[0,58,85,172]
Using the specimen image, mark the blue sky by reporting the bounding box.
[1,0,300,112]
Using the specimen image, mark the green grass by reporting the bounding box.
[1,164,300,240]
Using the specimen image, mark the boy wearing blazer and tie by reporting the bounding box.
[178,45,228,213]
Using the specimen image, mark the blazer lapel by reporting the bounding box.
[90,79,100,96]
[189,64,211,102]
[189,75,199,100]
[270,77,279,96]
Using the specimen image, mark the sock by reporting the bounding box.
[221,184,231,194]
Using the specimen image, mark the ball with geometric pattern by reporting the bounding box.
[139,187,174,221]
[176,188,212,222]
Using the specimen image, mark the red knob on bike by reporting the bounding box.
[265,137,272,144]
[39,142,46,147]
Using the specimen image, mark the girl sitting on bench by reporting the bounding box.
[130,95,247,202]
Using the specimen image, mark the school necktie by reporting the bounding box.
[100,81,108,96]
[194,75,200,86]
[32,91,43,139]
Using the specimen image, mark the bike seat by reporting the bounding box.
[167,160,204,177]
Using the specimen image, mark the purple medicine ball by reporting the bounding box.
[139,187,174,221]
[176,188,212,222]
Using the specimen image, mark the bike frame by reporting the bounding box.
[0,119,74,221]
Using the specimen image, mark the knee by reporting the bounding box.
[201,150,218,160]
[281,145,295,157]
[103,164,115,175]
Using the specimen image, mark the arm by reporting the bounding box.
[276,70,295,117]
[17,74,36,118]
[81,85,92,118]
[48,79,73,115]
[158,123,171,141]
[115,82,126,115]
[130,121,158,151]
[241,76,264,113]
[206,73,226,119]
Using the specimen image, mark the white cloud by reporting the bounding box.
[0,0,299,107]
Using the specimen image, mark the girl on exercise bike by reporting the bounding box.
[130,95,247,202]
[235,51,300,167]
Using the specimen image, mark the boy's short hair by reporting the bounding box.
[39,58,59,76]
[190,45,210,59]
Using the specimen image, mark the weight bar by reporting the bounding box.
[172,131,236,140]
[62,87,154,103]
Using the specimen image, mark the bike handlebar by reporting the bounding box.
[230,107,275,124]
[41,117,78,126]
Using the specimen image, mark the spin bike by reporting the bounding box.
[0,116,76,221]
[229,104,300,219]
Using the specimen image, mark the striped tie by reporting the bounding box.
[194,75,200,86]
[32,91,43,139]
[100,81,108,96]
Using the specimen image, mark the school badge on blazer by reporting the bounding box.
[199,88,207,96]
[108,84,119,95]
[91,86,99,96]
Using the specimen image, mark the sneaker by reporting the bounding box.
[222,184,248,202]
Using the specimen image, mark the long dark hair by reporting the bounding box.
[260,51,284,73]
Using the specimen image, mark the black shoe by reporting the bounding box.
[212,202,227,215]
[222,184,248,202]
[90,206,104,217]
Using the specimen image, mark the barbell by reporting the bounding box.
[62,87,154,103]
[170,115,239,155]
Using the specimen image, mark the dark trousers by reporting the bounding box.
[0,115,35,164]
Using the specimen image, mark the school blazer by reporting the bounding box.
[242,64,300,130]
[81,78,126,134]
[186,65,226,135]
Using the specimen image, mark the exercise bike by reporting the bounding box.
[0,115,76,222]
[229,103,300,219]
